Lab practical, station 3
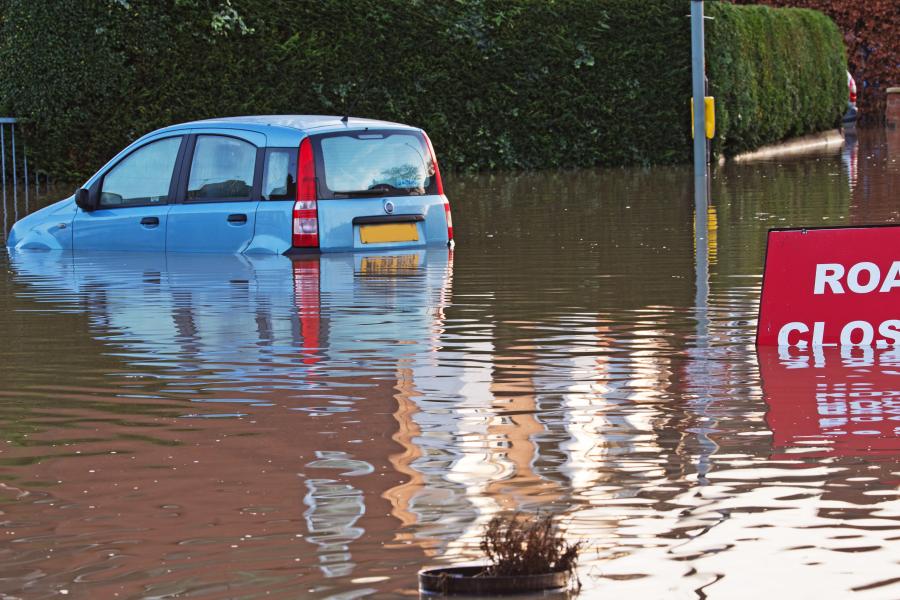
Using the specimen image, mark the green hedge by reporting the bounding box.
[706,2,847,156]
[0,0,845,180]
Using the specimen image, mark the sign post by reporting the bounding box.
[691,0,708,195]
[689,1,717,483]
[691,0,709,346]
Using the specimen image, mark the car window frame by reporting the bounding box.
[177,133,265,204]
[96,134,187,210]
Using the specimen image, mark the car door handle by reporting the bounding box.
[227,213,248,224]
[140,216,160,227]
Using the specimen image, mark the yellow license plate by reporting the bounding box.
[359,222,419,244]
[359,254,420,275]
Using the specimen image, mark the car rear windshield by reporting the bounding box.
[313,130,438,199]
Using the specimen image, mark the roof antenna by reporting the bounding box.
[341,114,349,124]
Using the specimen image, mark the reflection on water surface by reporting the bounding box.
[0,129,898,598]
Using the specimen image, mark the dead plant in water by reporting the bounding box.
[479,513,581,577]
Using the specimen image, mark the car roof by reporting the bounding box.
[145,115,418,146]
[191,115,408,130]
[83,115,426,188]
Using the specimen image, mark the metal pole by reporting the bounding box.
[1,124,5,237]
[691,0,708,185]
[1,124,5,202]
[1,169,6,238]
[691,0,709,345]
[11,122,17,201]
[690,0,714,483]
[691,0,709,275]
[24,141,29,212]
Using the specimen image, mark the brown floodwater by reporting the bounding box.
[0,128,898,599]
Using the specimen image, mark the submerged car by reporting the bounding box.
[6,115,454,253]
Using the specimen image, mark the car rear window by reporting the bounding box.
[314,130,438,199]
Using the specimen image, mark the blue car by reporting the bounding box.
[6,115,454,253]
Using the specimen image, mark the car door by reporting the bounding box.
[73,135,185,252]
[166,129,266,253]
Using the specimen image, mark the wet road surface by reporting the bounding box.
[0,129,898,598]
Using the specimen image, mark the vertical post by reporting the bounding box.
[1,161,5,237]
[24,141,29,211]
[691,0,709,348]
[11,122,17,201]
[1,124,5,203]
[691,0,714,484]
[1,124,5,236]
[691,0,708,186]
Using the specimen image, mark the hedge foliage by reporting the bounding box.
[730,0,899,123]
[706,2,847,156]
[0,0,846,179]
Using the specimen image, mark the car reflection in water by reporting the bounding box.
[10,248,451,376]
[8,247,454,583]
[760,346,900,457]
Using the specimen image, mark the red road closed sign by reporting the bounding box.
[757,226,900,347]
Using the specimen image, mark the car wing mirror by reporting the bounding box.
[75,187,98,212]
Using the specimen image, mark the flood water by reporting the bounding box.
[0,129,898,599]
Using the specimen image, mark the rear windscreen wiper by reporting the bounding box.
[332,184,399,198]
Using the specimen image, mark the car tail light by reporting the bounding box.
[293,137,319,248]
[423,131,444,196]
[423,131,452,242]
[848,76,857,104]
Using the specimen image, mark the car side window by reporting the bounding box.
[187,135,256,201]
[261,148,298,200]
[100,137,182,208]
